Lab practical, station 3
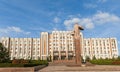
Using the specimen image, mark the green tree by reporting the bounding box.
[117,56,120,60]
[86,56,90,62]
[81,56,84,62]
[0,43,10,63]
[49,55,52,62]
[93,56,96,60]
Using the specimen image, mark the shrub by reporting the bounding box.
[112,61,120,65]
[0,63,44,67]
[90,59,113,65]
[86,56,90,62]
[0,60,48,67]
[0,59,48,67]
[24,63,40,67]
[0,43,10,63]
[0,63,23,67]
[12,59,29,64]
[92,56,96,60]
[30,60,48,65]
[12,59,20,64]
[20,59,29,64]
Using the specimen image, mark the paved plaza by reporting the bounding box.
[39,65,120,72]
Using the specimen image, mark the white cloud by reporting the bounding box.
[93,11,120,24]
[29,27,53,33]
[67,14,81,18]
[64,18,81,25]
[53,17,60,23]
[81,18,94,29]
[0,26,31,37]
[64,18,81,30]
[118,41,120,44]
[64,11,120,30]
[84,3,97,8]
[0,26,23,33]
[64,18,94,30]
[98,0,107,3]
[7,26,23,32]
[53,27,58,31]
[84,0,107,9]
[25,32,31,35]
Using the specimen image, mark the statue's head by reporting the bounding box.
[74,23,84,30]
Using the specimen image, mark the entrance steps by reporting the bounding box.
[49,60,75,66]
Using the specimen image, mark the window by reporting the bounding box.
[96,41,98,46]
[103,41,105,46]
[15,51,17,54]
[38,51,39,54]
[20,48,22,53]
[88,41,90,46]
[104,51,106,54]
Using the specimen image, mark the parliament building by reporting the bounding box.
[0,31,119,61]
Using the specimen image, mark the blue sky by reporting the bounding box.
[0,0,120,53]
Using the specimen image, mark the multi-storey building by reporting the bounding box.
[0,31,119,61]
[48,31,84,61]
[40,32,49,60]
[83,38,118,60]
[0,37,41,60]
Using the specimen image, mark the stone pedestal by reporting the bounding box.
[70,23,84,66]
[75,38,81,65]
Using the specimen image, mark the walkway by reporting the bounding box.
[39,65,120,72]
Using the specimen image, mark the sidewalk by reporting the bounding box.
[39,65,120,72]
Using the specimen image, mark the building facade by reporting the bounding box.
[48,31,84,61]
[83,38,118,60]
[0,31,119,61]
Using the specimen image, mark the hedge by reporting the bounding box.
[90,59,120,65]
[112,61,120,65]
[30,60,48,65]
[12,59,29,64]
[0,63,48,67]
[0,63,24,67]
[0,60,48,67]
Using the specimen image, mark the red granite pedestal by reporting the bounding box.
[67,24,84,67]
